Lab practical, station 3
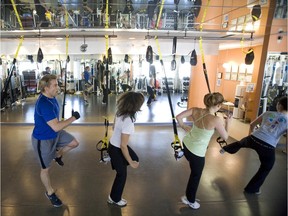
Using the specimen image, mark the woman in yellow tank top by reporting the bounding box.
[176,92,232,209]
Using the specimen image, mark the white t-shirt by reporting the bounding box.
[110,115,134,148]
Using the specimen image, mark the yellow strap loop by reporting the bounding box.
[105,0,109,56]
[155,0,165,30]
[11,0,24,59]
[65,1,69,58]
[199,0,211,65]
[11,0,23,30]
[241,15,253,55]
[14,36,24,59]
[154,1,165,61]
[155,36,162,61]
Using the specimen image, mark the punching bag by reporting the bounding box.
[37,48,43,63]
[190,49,197,66]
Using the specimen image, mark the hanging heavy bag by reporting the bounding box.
[190,49,197,66]
[181,56,185,64]
[251,4,261,22]
[171,59,176,71]
[37,48,43,63]
[108,48,113,65]
[124,54,129,63]
[146,46,153,64]
[245,48,254,65]
[171,37,177,71]
[192,0,202,18]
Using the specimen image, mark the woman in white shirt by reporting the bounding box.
[107,91,145,207]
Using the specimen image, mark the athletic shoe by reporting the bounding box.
[107,195,127,207]
[54,156,64,166]
[181,196,200,209]
[45,192,63,207]
[84,100,89,104]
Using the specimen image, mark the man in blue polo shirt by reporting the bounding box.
[31,74,80,207]
[82,66,94,104]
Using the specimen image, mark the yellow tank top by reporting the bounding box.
[183,113,215,157]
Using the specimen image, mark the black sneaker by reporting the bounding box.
[54,156,64,166]
[45,192,63,207]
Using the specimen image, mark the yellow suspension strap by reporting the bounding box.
[103,0,111,105]
[155,41,184,161]
[241,7,256,65]
[154,0,183,160]
[105,0,109,57]
[155,0,165,29]
[11,0,24,58]
[1,0,24,108]
[96,117,111,163]
[61,1,70,120]
[199,0,211,93]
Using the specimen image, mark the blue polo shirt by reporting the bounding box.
[32,94,60,140]
[83,70,91,84]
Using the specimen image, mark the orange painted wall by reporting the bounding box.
[188,55,217,108]
[187,0,279,122]
[216,45,263,121]
[268,19,287,52]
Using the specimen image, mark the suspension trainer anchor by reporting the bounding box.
[96,118,111,163]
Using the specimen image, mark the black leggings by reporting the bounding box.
[223,135,275,193]
[108,143,139,202]
[147,85,155,104]
[183,143,205,203]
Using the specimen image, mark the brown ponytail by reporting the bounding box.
[204,92,224,108]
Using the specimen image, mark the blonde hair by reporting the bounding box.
[204,92,224,108]
[39,74,57,92]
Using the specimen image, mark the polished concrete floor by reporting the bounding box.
[1,92,287,216]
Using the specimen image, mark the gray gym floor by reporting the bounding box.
[1,93,287,216]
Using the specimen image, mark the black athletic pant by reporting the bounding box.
[147,85,155,104]
[108,143,139,202]
[183,143,205,203]
[223,135,275,193]
[102,84,108,103]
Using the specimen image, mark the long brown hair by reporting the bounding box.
[116,91,145,122]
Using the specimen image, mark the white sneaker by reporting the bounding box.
[181,196,200,209]
[107,195,127,207]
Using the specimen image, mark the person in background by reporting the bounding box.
[39,66,51,78]
[102,70,110,104]
[220,96,287,195]
[176,92,231,210]
[146,74,155,106]
[82,66,93,104]
[31,74,80,207]
[107,91,145,207]
[44,67,51,75]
